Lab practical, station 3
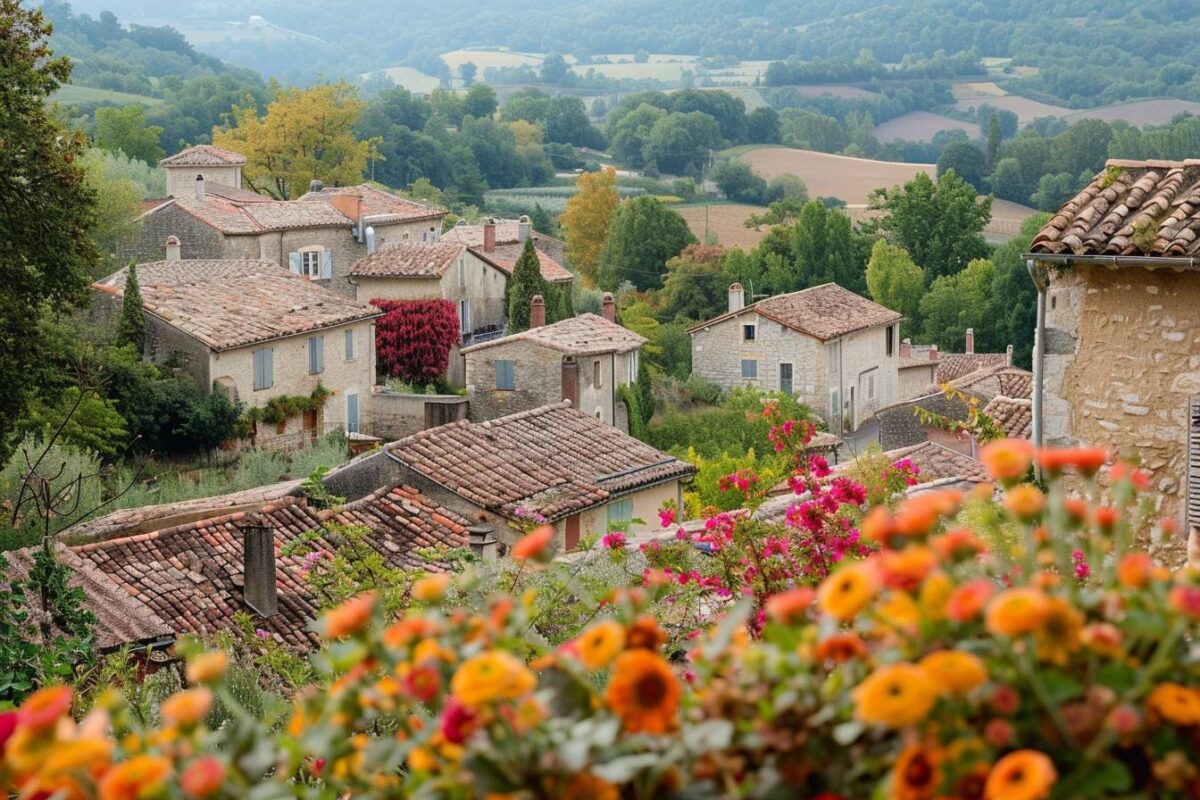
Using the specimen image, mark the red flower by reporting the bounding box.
[0,711,17,757]
[439,699,480,744]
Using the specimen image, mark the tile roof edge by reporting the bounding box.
[68,499,299,552]
[207,308,385,353]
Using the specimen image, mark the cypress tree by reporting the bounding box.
[506,238,548,333]
[117,262,146,353]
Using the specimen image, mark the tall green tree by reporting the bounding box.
[865,240,925,336]
[919,258,996,349]
[507,239,549,333]
[93,105,164,165]
[0,0,97,451]
[986,114,1002,170]
[462,83,498,120]
[117,264,146,353]
[936,142,987,191]
[597,197,696,291]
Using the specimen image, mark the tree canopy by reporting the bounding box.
[597,197,696,291]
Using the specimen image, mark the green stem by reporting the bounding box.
[1018,647,1078,749]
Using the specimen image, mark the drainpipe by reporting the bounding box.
[1026,258,1048,467]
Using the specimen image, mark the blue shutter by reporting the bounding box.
[288,252,301,275]
[264,348,273,389]
[321,248,333,279]
[309,336,324,374]
[345,329,355,360]
[346,392,359,434]
[495,360,515,390]
[254,348,274,390]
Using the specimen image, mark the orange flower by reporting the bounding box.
[878,546,938,591]
[98,755,172,800]
[931,528,986,561]
[985,588,1049,637]
[1061,498,1089,525]
[980,439,1034,483]
[1002,485,1044,520]
[984,750,1057,800]
[946,580,995,623]
[876,591,921,632]
[1146,683,1200,726]
[577,620,626,670]
[919,650,987,694]
[890,742,943,800]
[17,685,72,733]
[605,649,680,734]
[186,651,228,685]
[1080,623,1123,657]
[625,614,668,650]
[817,562,878,622]
[382,616,438,648]
[160,688,213,728]
[862,506,896,546]
[412,573,452,602]
[854,663,937,728]
[451,651,536,707]
[1168,585,1200,619]
[511,525,556,562]
[322,593,376,639]
[1109,461,1150,490]
[1036,447,1107,476]
[1117,553,1153,588]
[893,491,962,537]
[1033,597,1083,665]
[1093,505,1119,531]
[815,632,868,664]
[764,587,815,624]
[180,757,225,799]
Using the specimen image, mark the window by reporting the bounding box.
[826,341,841,374]
[458,256,465,288]
[886,325,895,357]
[742,324,756,341]
[459,299,471,335]
[779,363,793,395]
[1190,395,1200,534]
[344,329,355,361]
[868,373,875,399]
[253,348,273,391]
[289,248,331,280]
[308,335,324,374]
[607,497,634,531]
[346,392,359,434]
[741,359,758,379]
[495,359,515,390]
[593,359,602,388]
[300,250,321,279]
[628,350,639,384]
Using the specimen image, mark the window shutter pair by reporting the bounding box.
[309,336,325,374]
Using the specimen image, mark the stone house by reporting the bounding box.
[348,218,574,384]
[688,282,903,431]
[462,297,646,428]
[384,403,696,551]
[122,146,446,297]
[439,216,568,268]
[92,258,381,443]
[1025,158,1200,564]
[897,340,939,402]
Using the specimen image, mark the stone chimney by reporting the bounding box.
[194,174,206,203]
[483,218,497,252]
[601,292,616,322]
[531,294,546,328]
[929,345,939,361]
[728,282,745,313]
[1006,344,1014,365]
[308,178,325,193]
[467,525,498,561]
[518,214,531,243]
[240,521,278,618]
[900,338,911,358]
[330,192,363,224]
[165,235,181,261]
[561,357,580,406]
[965,328,975,355]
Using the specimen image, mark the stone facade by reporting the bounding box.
[898,361,939,401]
[164,165,241,199]
[877,392,971,452]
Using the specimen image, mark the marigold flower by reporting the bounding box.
[180,757,225,799]
[854,663,937,728]
[1145,683,1200,726]
[918,571,953,621]
[98,754,172,800]
[577,620,627,670]
[946,579,995,623]
[919,650,987,694]
[1002,485,1045,520]
[1093,505,1119,531]
[930,528,986,561]
[605,649,680,734]
[1080,623,1123,657]
[878,546,938,591]
[625,614,668,650]
[1167,584,1200,619]
[817,562,878,622]
[160,687,213,728]
[382,616,437,648]
[322,593,376,639]
[984,749,1056,800]
[890,742,942,800]
[511,524,556,562]
[1036,447,1107,476]
[1117,553,1153,588]
[1033,597,1083,665]
[764,587,815,625]
[876,591,921,632]
[861,506,895,545]
[185,651,228,685]
[38,736,111,779]
[980,439,1034,483]
[408,747,437,772]
[402,664,441,704]
[893,491,962,537]
[412,572,452,602]
[17,685,73,733]
[566,772,621,800]
[815,632,868,664]
[451,651,536,707]
[985,588,1049,637]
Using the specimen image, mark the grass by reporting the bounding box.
[52,84,163,107]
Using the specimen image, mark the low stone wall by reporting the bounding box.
[366,389,469,441]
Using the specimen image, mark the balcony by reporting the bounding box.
[462,325,506,347]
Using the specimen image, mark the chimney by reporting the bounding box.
[531,294,546,328]
[164,235,181,261]
[483,218,497,252]
[518,214,531,243]
[929,345,939,361]
[965,328,975,355]
[240,521,278,618]
[1006,344,1014,365]
[467,525,498,561]
[728,282,744,313]
[561,357,580,406]
[308,178,325,193]
[365,225,377,255]
[601,292,616,322]
[900,337,911,358]
[194,174,206,202]
[330,192,363,225]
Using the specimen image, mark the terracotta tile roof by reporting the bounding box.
[472,243,574,283]
[441,220,564,247]
[910,365,1033,406]
[349,241,466,279]
[159,144,247,167]
[937,352,1010,383]
[386,403,695,521]
[461,313,646,356]
[205,183,275,203]
[688,283,902,341]
[1030,160,1200,257]
[68,486,470,651]
[899,356,937,370]
[3,544,174,651]
[296,184,446,224]
[983,396,1033,439]
[162,195,350,234]
[94,260,382,352]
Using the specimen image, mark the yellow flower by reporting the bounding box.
[412,573,452,602]
[39,737,112,778]
[1002,485,1045,520]
[577,620,626,671]
[854,663,937,728]
[451,651,536,707]
[985,588,1049,637]
[890,742,943,800]
[918,572,953,621]
[919,650,987,694]
[1033,597,1083,665]
[185,651,228,684]
[1146,683,1200,726]
[984,750,1057,800]
[876,591,921,632]
[817,562,878,622]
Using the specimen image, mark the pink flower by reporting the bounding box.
[658,507,676,528]
[809,456,831,478]
[601,532,627,550]
[1072,549,1091,581]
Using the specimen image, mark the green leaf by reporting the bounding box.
[1095,662,1138,693]
[1076,761,1132,794]
[1040,671,1083,704]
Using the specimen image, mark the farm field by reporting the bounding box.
[366,67,441,94]
[952,81,1007,100]
[692,86,769,110]
[872,111,980,142]
[1063,99,1200,126]
[580,59,696,81]
[441,48,543,72]
[53,84,163,106]
[955,88,1200,127]
[676,203,769,250]
[954,93,1071,123]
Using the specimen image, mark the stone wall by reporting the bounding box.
[898,362,938,402]
[465,339,563,422]
[578,350,637,426]
[877,392,970,451]
[165,166,240,198]
[837,324,901,429]
[364,390,468,441]
[119,204,226,263]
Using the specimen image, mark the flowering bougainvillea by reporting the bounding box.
[371,298,461,384]
[4,437,1200,798]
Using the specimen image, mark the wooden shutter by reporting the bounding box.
[264,348,273,389]
[288,252,302,275]
[345,329,354,360]
[1189,395,1200,531]
[321,248,333,280]
[496,360,514,390]
[309,336,324,373]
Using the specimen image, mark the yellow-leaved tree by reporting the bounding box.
[213,81,379,199]
[559,166,619,288]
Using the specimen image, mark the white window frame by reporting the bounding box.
[460,299,471,335]
[779,362,793,395]
[628,350,638,384]
[606,497,634,530]
[299,250,322,279]
[594,359,602,388]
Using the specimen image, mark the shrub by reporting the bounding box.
[371,298,461,384]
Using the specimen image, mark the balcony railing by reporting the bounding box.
[462,325,507,346]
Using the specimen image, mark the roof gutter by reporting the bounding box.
[1026,259,1048,477]
[1022,253,1200,270]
